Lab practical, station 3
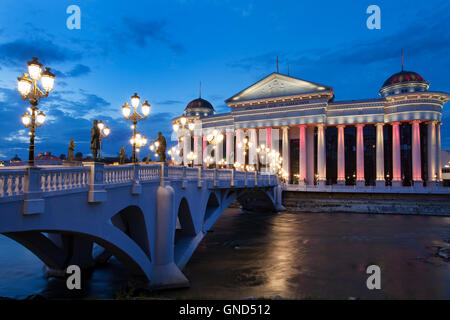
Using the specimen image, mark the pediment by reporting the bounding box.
[226,73,332,104]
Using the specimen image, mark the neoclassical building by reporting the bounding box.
[173,69,449,188]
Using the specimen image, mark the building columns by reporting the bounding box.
[225,131,234,168]
[392,122,402,187]
[411,120,423,186]
[436,122,442,185]
[193,135,201,166]
[299,125,307,185]
[355,124,365,186]
[215,133,223,168]
[306,126,315,185]
[266,127,272,149]
[317,124,326,185]
[202,135,207,169]
[375,123,385,187]
[249,128,258,166]
[281,126,290,180]
[337,125,345,185]
[235,129,244,167]
[427,121,436,185]
[183,134,191,166]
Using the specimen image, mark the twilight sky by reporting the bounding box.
[0,0,449,160]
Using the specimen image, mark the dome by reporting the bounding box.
[184,98,215,117]
[380,70,429,97]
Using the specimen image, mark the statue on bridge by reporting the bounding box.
[67,138,75,161]
[90,120,101,161]
[153,132,166,162]
[119,146,126,164]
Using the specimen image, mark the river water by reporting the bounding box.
[0,209,449,299]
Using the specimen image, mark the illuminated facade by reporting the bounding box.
[173,71,449,188]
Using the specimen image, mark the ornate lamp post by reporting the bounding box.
[172,116,195,134]
[97,120,110,160]
[122,93,151,163]
[130,133,147,163]
[237,136,253,171]
[187,151,197,167]
[18,57,55,165]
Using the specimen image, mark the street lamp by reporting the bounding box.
[130,132,147,162]
[187,151,197,167]
[237,136,253,171]
[122,93,151,163]
[17,57,55,165]
[97,120,110,160]
[173,116,195,134]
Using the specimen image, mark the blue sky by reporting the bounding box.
[0,0,449,160]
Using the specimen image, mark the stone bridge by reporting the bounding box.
[0,163,282,288]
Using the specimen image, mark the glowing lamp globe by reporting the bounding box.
[103,126,110,136]
[141,100,151,116]
[40,67,55,92]
[97,120,105,130]
[131,93,140,108]
[17,75,32,96]
[27,57,43,80]
[21,112,31,126]
[36,111,46,125]
[122,103,131,118]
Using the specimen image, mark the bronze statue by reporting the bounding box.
[67,138,75,161]
[153,132,166,162]
[119,146,126,164]
[90,120,100,161]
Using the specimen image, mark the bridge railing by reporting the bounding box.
[0,163,278,209]
[0,168,27,198]
[40,167,90,193]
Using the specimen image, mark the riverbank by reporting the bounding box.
[282,191,450,216]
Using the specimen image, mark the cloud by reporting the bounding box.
[228,4,450,72]
[53,64,91,79]
[119,18,186,54]
[156,99,184,105]
[0,39,81,67]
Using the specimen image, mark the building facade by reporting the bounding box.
[172,70,449,188]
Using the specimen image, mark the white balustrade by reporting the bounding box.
[0,169,26,198]
[185,167,198,180]
[40,167,89,192]
[168,166,184,179]
[0,164,277,202]
[138,165,161,181]
[104,165,133,184]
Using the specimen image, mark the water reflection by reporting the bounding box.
[0,210,449,299]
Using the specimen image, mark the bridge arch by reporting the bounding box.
[2,224,153,280]
[204,191,220,224]
[110,205,151,260]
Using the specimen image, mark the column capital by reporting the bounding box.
[316,123,325,128]
[298,124,307,128]
[336,124,346,129]
[281,126,290,130]
[355,123,365,128]
[411,120,421,125]
[390,121,400,126]
[375,122,384,127]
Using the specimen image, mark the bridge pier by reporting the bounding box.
[150,184,189,289]
[45,233,95,278]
